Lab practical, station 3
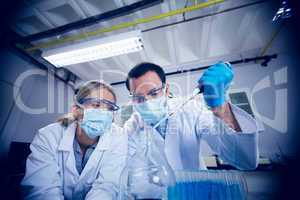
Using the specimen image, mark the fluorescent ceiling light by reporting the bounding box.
[42,30,143,67]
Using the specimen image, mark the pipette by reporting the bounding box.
[153,85,203,129]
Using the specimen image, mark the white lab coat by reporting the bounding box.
[124,96,259,198]
[21,122,128,200]
[126,96,259,170]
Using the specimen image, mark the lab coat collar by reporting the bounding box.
[228,102,258,133]
[94,126,112,151]
[57,122,114,181]
[77,125,117,181]
[58,122,77,151]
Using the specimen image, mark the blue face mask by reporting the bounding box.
[134,96,167,126]
[80,109,113,139]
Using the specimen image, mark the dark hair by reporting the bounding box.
[125,62,166,91]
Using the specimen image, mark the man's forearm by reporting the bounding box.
[211,102,242,132]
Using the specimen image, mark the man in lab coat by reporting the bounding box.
[124,62,259,198]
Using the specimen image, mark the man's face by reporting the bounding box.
[129,71,169,103]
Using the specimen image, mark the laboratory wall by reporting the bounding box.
[0,42,296,165]
[112,52,295,163]
[0,49,74,158]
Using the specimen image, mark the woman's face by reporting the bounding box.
[72,87,116,119]
[84,87,115,109]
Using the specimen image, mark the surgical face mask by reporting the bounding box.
[80,108,113,139]
[134,95,167,126]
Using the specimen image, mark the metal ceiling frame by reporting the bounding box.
[10,0,166,87]
[2,27,73,86]
[10,43,76,87]
[110,54,278,86]
[23,0,225,52]
[143,0,269,33]
[10,0,275,86]
[16,0,164,43]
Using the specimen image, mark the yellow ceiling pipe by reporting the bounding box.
[26,0,224,52]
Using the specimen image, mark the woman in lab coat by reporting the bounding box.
[21,80,128,200]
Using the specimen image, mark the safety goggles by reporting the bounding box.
[77,98,120,111]
[129,85,165,104]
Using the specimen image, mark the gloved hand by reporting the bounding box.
[198,62,234,108]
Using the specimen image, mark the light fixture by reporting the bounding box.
[42,30,143,67]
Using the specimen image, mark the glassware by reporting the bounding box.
[119,128,176,200]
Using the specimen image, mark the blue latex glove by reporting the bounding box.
[198,62,234,108]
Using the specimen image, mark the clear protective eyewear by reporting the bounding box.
[77,97,120,111]
[129,85,165,104]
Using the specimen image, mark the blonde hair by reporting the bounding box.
[57,80,117,127]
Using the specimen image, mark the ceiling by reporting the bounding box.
[10,0,288,84]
